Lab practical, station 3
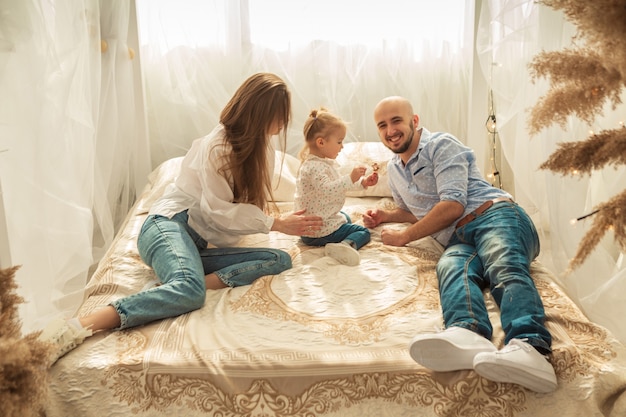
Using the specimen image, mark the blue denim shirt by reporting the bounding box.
[388,128,512,246]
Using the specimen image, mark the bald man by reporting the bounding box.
[363,96,557,393]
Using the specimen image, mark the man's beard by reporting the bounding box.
[390,122,414,154]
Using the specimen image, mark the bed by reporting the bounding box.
[45,143,626,417]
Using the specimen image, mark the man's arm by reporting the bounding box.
[363,207,417,228]
[381,200,464,246]
[381,207,419,224]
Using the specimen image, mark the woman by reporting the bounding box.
[40,73,323,364]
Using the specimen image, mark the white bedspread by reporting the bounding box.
[45,157,626,417]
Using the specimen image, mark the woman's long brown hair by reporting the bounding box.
[218,73,291,209]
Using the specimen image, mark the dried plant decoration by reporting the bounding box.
[529,48,623,134]
[568,192,626,271]
[0,266,55,417]
[529,0,626,269]
[539,128,626,174]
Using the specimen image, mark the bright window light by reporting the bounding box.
[249,0,468,52]
[138,0,468,57]
[137,0,227,50]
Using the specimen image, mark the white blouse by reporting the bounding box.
[149,124,275,247]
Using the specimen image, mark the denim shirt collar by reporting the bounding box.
[393,127,429,168]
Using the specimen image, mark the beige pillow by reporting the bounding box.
[336,142,393,197]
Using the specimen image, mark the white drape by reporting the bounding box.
[475,1,626,343]
[0,0,150,332]
[136,0,473,163]
[1,0,623,344]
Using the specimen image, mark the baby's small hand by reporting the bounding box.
[362,172,378,187]
[350,166,367,183]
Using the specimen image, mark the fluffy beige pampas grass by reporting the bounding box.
[0,265,54,417]
[529,0,626,269]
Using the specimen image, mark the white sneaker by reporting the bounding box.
[408,326,497,371]
[473,339,557,393]
[325,242,360,266]
[38,318,93,365]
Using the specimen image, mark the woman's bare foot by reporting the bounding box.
[205,273,228,290]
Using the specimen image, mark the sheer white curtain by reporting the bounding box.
[0,0,471,333]
[135,0,473,165]
[4,0,622,344]
[476,0,626,343]
[0,0,149,332]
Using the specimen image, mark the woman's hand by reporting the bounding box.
[272,209,323,236]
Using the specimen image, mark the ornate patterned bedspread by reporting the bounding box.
[46,157,626,417]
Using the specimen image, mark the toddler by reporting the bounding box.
[294,108,378,265]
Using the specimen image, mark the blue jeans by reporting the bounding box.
[111,210,292,329]
[301,212,370,249]
[438,201,551,353]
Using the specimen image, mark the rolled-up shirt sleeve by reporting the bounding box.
[430,136,471,208]
[386,128,511,246]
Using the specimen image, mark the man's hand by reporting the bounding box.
[380,228,410,246]
[363,208,386,228]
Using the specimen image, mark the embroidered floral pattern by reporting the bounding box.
[50,159,626,417]
[102,371,528,417]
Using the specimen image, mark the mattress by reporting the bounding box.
[45,151,626,417]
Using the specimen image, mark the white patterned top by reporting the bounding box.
[294,155,365,237]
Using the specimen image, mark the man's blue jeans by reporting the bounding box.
[111,210,292,329]
[301,211,370,249]
[438,201,551,353]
